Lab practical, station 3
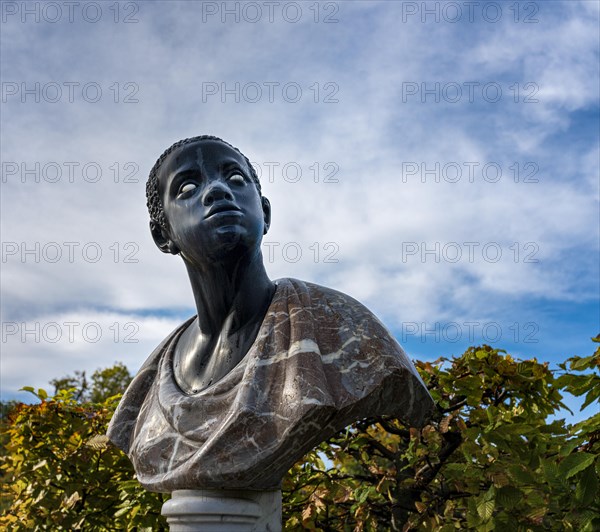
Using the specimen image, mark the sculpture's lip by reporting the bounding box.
[205,203,242,219]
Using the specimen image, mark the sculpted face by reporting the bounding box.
[155,139,270,263]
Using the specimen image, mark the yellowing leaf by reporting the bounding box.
[415,501,427,513]
[477,499,495,521]
[86,434,110,450]
[440,415,453,434]
[31,459,47,472]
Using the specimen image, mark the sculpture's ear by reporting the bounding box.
[261,196,271,235]
[150,220,180,255]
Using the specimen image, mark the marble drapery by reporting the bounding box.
[107,278,435,492]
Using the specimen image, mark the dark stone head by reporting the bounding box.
[146,136,269,262]
[146,135,262,232]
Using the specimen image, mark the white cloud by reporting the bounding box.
[1,1,598,395]
[1,309,182,399]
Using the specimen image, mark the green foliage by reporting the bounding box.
[89,362,133,404]
[49,370,88,402]
[2,344,598,531]
[49,362,132,404]
[1,369,166,530]
[283,340,600,531]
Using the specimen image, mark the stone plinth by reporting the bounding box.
[161,489,282,532]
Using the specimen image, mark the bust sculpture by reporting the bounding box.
[107,136,435,495]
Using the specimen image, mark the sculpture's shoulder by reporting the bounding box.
[273,277,416,370]
[272,277,433,425]
[106,317,194,453]
[276,277,390,332]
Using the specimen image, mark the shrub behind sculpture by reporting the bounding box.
[1,344,598,530]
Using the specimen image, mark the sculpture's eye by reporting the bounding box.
[177,183,197,198]
[228,173,246,185]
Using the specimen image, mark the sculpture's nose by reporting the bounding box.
[202,180,234,206]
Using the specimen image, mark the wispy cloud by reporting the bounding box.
[1,0,598,397]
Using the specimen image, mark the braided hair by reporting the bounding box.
[146,135,262,230]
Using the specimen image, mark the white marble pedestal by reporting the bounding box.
[161,489,282,532]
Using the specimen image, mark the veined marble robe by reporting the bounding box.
[107,278,435,492]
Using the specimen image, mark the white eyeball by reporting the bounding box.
[179,183,197,195]
[228,173,245,185]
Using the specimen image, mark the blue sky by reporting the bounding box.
[1,1,598,422]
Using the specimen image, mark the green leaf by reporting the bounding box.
[477,499,495,521]
[576,465,599,506]
[509,465,535,485]
[581,383,600,410]
[114,506,130,518]
[559,453,596,479]
[527,506,547,520]
[570,355,595,371]
[496,486,522,507]
[559,438,581,457]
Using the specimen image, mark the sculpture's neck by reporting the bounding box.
[183,251,275,336]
